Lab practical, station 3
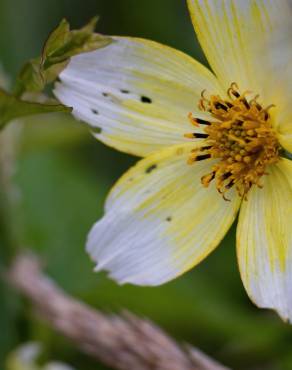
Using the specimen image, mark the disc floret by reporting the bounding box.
[185,83,280,199]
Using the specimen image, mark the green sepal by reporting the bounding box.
[14,17,112,97]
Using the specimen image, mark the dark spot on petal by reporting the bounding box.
[91,109,99,115]
[141,96,152,104]
[120,89,130,94]
[102,92,109,97]
[145,164,157,174]
[166,216,172,222]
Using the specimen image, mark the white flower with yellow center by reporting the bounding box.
[54,1,292,321]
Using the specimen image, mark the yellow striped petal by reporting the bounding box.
[86,143,241,285]
[278,128,292,154]
[277,102,292,154]
[269,15,292,151]
[54,37,221,157]
[187,1,291,101]
[237,159,292,321]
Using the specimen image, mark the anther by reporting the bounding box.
[196,118,211,125]
[241,97,250,109]
[225,180,235,189]
[184,133,209,139]
[201,171,215,187]
[214,102,228,111]
[227,82,240,99]
[201,146,212,151]
[221,172,232,180]
[196,154,211,161]
[188,112,199,127]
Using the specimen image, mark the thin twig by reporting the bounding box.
[8,253,230,370]
[0,123,23,262]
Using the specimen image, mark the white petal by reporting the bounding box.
[237,159,292,321]
[54,37,221,156]
[87,143,240,286]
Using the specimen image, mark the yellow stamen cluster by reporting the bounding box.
[185,83,280,199]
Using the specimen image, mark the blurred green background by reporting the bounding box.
[0,1,292,369]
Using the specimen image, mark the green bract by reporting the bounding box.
[14,17,112,97]
[0,89,71,128]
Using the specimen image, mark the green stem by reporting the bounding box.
[0,190,19,264]
[0,126,23,265]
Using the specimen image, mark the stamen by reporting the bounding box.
[196,154,211,161]
[184,133,209,139]
[188,112,199,127]
[241,97,250,109]
[221,172,232,180]
[196,118,211,125]
[201,171,215,187]
[214,102,228,111]
[202,146,212,150]
[185,83,280,199]
[225,180,235,189]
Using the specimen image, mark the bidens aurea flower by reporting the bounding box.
[54,1,292,321]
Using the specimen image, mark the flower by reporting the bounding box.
[54,1,292,321]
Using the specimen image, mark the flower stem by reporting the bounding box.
[0,124,23,265]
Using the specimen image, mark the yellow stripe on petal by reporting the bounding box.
[187,0,292,105]
[54,37,221,157]
[279,135,292,155]
[87,143,240,286]
[237,158,292,321]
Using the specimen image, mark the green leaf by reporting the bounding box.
[0,89,71,128]
[42,19,70,57]
[282,149,292,160]
[14,17,112,97]
[14,59,45,95]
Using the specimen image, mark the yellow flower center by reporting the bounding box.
[185,83,280,200]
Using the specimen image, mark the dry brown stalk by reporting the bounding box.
[8,253,230,370]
